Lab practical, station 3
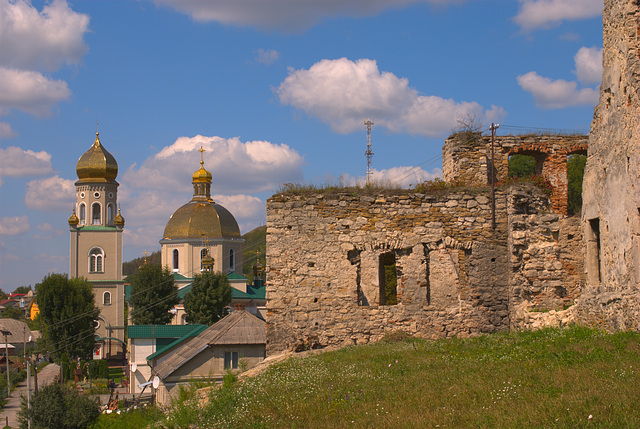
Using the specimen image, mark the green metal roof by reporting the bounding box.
[127,324,207,339]
[77,225,118,231]
[145,324,208,362]
[176,282,265,301]
[227,272,248,280]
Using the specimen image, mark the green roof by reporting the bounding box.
[227,272,248,280]
[77,225,119,231]
[145,324,208,362]
[176,282,265,301]
[173,272,192,281]
[127,324,207,339]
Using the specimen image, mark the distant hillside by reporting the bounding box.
[242,225,266,281]
[121,226,266,281]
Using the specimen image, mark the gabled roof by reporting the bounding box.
[145,324,208,362]
[128,324,207,339]
[176,281,266,301]
[0,319,40,344]
[153,310,265,379]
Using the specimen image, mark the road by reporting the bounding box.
[0,363,60,429]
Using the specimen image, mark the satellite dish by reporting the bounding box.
[152,376,160,389]
[131,362,137,372]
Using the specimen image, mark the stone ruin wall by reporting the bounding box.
[266,181,585,352]
[578,0,640,331]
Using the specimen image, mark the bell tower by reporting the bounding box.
[69,131,125,360]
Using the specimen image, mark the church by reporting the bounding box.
[68,132,265,361]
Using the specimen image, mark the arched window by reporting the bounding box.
[79,203,86,225]
[92,203,101,225]
[107,203,114,225]
[172,249,179,272]
[103,291,111,305]
[89,248,104,273]
[229,249,235,271]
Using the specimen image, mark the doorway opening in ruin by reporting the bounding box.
[587,218,601,284]
[508,154,536,178]
[379,252,397,305]
[567,154,586,216]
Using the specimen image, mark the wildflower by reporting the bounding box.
[589,415,593,419]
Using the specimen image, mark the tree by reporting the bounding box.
[35,274,99,360]
[13,285,32,294]
[567,154,586,215]
[509,154,536,178]
[2,305,25,321]
[129,263,178,325]
[184,272,232,325]
[18,382,100,429]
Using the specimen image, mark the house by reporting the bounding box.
[0,319,40,356]
[128,323,207,394]
[150,310,266,405]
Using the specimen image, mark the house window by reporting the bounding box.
[79,203,86,225]
[379,252,397,305]
[173,249,179,272]
[89,248,104,273]
[224,351,239,370]
[103,291,111,305]
[92,202,101,225]
[229,249,235,271]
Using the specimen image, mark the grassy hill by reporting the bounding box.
[92,326,640,428]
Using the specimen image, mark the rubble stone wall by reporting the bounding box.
[578,0,640,330]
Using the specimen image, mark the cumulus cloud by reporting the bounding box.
[517,72,599,108]
[515,0,603,31]
[0,0,89,71]
[518,46,601,109]
[153,0,456,32]
[0,146,54,178]
[0,216,30,236]
[0,67,71,117]
[574,46,602,85]
[276,58,505,137]
[0,122,17,138]
[255,48,280,65]
[25,175,75,211]
[340,166,442,188]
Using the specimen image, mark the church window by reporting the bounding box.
[103,291,111,305]
[92,203,102,225]
[79,203,86,225]
[107,203,114,225]
[94,191,100,198]
[89,248,104,273]
[229,249,235,271]
[173,249,179,272]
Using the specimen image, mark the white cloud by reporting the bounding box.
[0,122,17,138]
[25,175,75,211]
[0,146,54,178]
[0,216,30,236]
[37,223,54,232]
[277,58,504,137]
[340,166,442,188]
[0,67,71,116]
[574,46,602,85]
[0,0,89,71]
[517,71,599,109]
[213,194,265,219]
[515,0,603,31]
[255,48,280,65]
[153,0,455,32]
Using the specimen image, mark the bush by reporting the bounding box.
[18,382,100,429]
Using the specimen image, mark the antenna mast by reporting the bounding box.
[364,118,374,185]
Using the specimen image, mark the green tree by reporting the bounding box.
[508,154,536,178]
[2,305,25,321]
[18,382,100,429]
[13,285,32,294]
[184,272,232,325]
[567,154,586,215]
[36,274,99,360]
[129,264,178,325]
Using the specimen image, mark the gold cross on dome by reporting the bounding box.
[198,146,206,165]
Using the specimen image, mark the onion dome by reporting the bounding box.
[114,208,125,227]
[192,160,212,183]
[68,208,79,227]
[76,133,118,183]
[253,259,265,279]
[163,201,241,239]
[201,251,214,272]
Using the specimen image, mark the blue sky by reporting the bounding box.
[0,0,603,292]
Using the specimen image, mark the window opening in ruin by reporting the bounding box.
[567,154,586,216]
[508,154,536,178]
[379,252,397,305]
[587,218,601,283]
[348,250,367,306]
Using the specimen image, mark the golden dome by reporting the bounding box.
[114,208,125,227]
[163,201,241,240]
[68,208,79,227]
[76,133,118,183]
[192,162,212,183]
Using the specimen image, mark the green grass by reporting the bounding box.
[97,326,640,428]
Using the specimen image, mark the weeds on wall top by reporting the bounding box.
[498,175,554,197]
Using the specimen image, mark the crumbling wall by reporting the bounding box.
[578,0,640,330]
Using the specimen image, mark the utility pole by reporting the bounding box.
[490,123,499,229]
[364,119,374,185]
[2,330,11,397]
